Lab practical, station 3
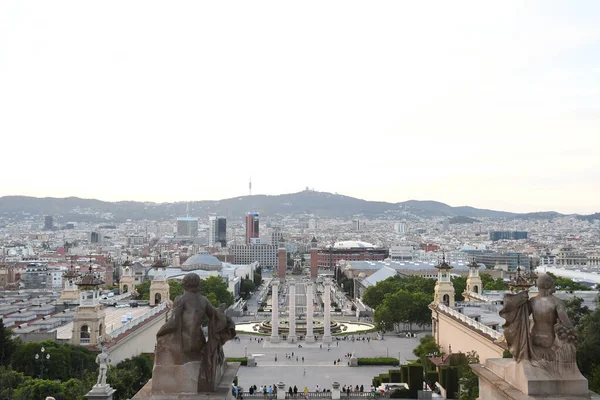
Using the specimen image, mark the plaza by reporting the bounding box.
[224,334,422,389]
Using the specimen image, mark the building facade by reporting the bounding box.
[317,241,388,268]
[230,244,278,267]
[245,212,260,244]
[489,231,528,241]
[208,216,227,248]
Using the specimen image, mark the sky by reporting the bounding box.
[0,1,599,214]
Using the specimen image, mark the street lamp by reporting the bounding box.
[35,346,50,379]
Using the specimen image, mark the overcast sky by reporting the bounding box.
[1,1,599,214]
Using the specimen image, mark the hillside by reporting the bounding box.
[0,190,576,222]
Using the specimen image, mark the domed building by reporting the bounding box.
[181,254,223,272]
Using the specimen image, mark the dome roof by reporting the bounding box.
[182,254,222,271]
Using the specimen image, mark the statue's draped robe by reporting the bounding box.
[500,291,536,362]
[200,308,236,391]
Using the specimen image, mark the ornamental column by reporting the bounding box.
[323,278,332,343]
[270,279,280,343]
[305,281,315,342]
[288,281,297,343]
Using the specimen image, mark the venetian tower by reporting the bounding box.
[119,258,134,294]
[149,256,169,306]
[464,257,483,298]
[310,237,318,281]
[71,263,108,346]
[59,258,80,302]
[433,255,455,307]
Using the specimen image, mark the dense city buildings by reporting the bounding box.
[176,217,199,237]
[489,230,528,241]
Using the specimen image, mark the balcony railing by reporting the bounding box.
[438,304,502,340]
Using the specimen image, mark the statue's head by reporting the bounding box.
[182,273,201,293]
[537,274,555,294]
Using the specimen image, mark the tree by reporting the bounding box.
[253,266,262,287]
[547,272,592,291]
[457,351,480,400]
[135,281,151,300]
[0,367,29,399]
[0,319,18,366]
[199,276,234,307]
[483,275,509,291]
[240,279,256,300]
[413,335,441,360]
[564,296,590,327]
[451,276,467,301]
[169,280,183,300]
[287,252,293,267]
[12,378,64,400]
[576,299,600,391]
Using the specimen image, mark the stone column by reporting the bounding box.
[270,279,280,343]
[323,278,332,343]
[277,382,286,400]
[332,382,341,400]
[305,281,315,342]
[288,281,297,343]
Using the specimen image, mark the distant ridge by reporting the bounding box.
[0,190,593,222]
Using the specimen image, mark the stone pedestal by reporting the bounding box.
[305,282,315,342]
[288,282,297,343]
[349,355,358,367]
[270,280,280,343]
[85,384,116,400]
[132,362,240,400]
[277,382,286,400]
[323,279,332,343]
[247,356,256,367]
[332,382,341,400]
[472,358,598,400]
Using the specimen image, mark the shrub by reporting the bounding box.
[372,377,382,387]
[390,388,412,398]
[226,357,248,366]
[358,358,399,366]
[379,373,390,383]
[407,364,423,399]
[388,369,402,383]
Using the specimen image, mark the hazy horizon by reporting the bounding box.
[1,1,599,214]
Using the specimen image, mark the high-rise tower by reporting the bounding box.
[208,216,227,247]
[245,212,260,244]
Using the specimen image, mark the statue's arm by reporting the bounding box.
[556,299,574,329]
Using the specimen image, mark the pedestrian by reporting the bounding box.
[302,356,304,363]
[294,385,298,396]
[303,368,306,376]
[296,356,298,362]
[360,385,364,392]
[289,386,293,397]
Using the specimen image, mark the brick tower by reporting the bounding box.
[310,237,318,281]
[278,236,286,280]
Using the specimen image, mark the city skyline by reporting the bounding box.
[1,1,599,214]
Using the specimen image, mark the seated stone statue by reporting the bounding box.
[153,273,236,393]
[500,274,578,375]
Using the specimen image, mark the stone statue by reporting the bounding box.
[95,346,110,386]
[500,274,578,374]
[153,273,236,394]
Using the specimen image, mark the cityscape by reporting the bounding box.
[1,1,599,400]
[0,189,599,399]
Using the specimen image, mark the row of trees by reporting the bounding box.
[0,320,154,400]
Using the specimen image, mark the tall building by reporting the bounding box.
[44,216,54,231]
[394,222,406,234]
[90,232,100,244]
[230,244,278,267]
[245,212,260,244]
[208,216,227,248]
[353,219,361,231]
[269,227,284,246]
[176,217,199,237]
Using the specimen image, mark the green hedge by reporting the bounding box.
[226,357,248,366]
[389,388,412,398]
[426,371,439,384]
[358,357,399,366]
[372,376,382,387]
[389,369,402,383]
[407,364,423,399]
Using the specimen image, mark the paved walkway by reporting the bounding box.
[225,335,423,389]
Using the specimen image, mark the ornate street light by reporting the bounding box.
[34,346,50,379]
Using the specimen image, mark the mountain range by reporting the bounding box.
[0,190,595,223]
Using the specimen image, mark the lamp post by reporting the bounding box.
[35,346,50,379]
